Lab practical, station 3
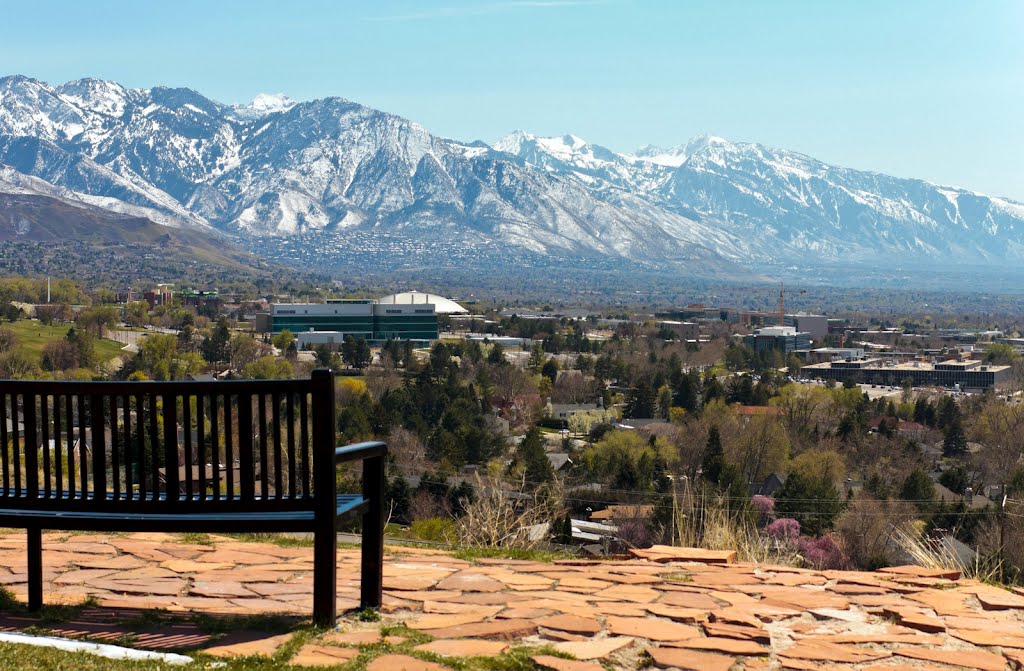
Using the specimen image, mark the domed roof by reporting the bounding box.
[377,291,468,314]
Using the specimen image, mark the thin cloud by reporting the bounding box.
[363,0,606,23]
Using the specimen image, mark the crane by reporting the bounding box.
[777,282,807,327]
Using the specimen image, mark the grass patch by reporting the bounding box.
[226,532,315,548]
[3,320,124,361]
[451,546,577,563]
[178,532,215,546]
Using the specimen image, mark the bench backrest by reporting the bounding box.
[0,370,336,513]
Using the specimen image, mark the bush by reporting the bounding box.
[766,518,800,544]
[798,534,847,570]
[410,517,456,543]
[751,495,775,525]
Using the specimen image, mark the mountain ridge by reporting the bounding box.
[1,74,1022,275]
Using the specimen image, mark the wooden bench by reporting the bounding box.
[0,369,385,627]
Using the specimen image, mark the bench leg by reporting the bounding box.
[27,527,42,611]
[312,515,337,628]
[360,455,385,610]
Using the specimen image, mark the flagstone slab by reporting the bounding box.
[289,643,360,667]
[669,636,768,656]
[414,639,509,657]
[537,614,602,635]
[366,654,448,671]
[629,546,736,564]
[551,636,635,660]
[435,572,506,592]
[202,632,293,658]
[421,618,538,640]
[949,628,1024,648]
[323,630,383,646]
[407,611,497,630]
[190,581,256,598]
[648,646,737,671]
[606,615,701,642]
[643,604,709,623]
[877,565,961,580]
[530,654,606,671]
[780,640,892,663]
[894,646,1006,671]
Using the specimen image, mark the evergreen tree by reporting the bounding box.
[774,471,842,537]
[701,426,725,486]
[943,420,967,458]
[625,377,656,419]
[900,468,936,510]
[201,319,231,363]
[516,426,554,487]
[541,358,559,384]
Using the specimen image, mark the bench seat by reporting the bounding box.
[0,494,366,532]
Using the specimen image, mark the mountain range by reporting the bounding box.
[2,74,1022,278]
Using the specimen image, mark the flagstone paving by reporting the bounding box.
[0,535,1022,669]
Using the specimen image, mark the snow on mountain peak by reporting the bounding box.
[231,93,296,120]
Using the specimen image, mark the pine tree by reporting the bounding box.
[943,420,967,457]
[516,426,554,487]
[701,426,725,486]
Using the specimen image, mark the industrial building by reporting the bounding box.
[262,299,439,344]
[744,326,811,354]
[657,321,700,340]
[801,358,1010,391]
[783,314,828,340]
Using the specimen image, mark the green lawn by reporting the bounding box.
[4,320,125,361]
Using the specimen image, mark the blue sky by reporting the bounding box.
[2,0,1022,199]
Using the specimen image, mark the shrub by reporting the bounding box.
[751,495,775,525]
[410,517,455,543]
[798,534,847,570]
[766,518,800,544]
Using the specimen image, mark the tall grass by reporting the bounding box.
[890,525,1003,582]
[671,483,801,566]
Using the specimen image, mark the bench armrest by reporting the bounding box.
[334,441,387,464]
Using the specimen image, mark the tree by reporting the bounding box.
[65,327,96,369]
[701,426,725,486]
[229,334,270,371]
[353,338,371,370]
[541,358,559,385]
[202,319,231,363]
[430,342,451,375]
[775,471,843,537]
[123,301,150,328]
[40,340,79,371]
[899,468,936,510]
[0,327,17,354]
[76,305,118,337]
[271,329,295,351]
[515,426,554,487]
[242,355,293,379]
[943,420,967,458]
[0,350,37,378]
[625,377,656,419]
[487,342,505,365]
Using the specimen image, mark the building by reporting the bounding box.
[267,299,438,343]
[805,347,866,364]
[376,291,468,314]
[657,320,700,340]
[801,357,1010,391]
[744,326,811,355]
[784,314,828,340]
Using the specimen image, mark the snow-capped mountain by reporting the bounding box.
[498,131,1024,262]
[1,74,1022,273]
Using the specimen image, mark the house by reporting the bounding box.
[549,403,601,420]
[589,504,654,523]
[749,473,787,497]
[546,453,572,472]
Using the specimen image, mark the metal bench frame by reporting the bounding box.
[0,369,384,627]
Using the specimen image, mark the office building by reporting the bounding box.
[801,358,1010,391]
[744,326,811,354]
[267,299,438,343]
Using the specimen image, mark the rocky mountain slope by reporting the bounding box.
[2,74,1022,273]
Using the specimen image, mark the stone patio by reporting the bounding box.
[1,533,1023,669]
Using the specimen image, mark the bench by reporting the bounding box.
[0,369,385,627]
